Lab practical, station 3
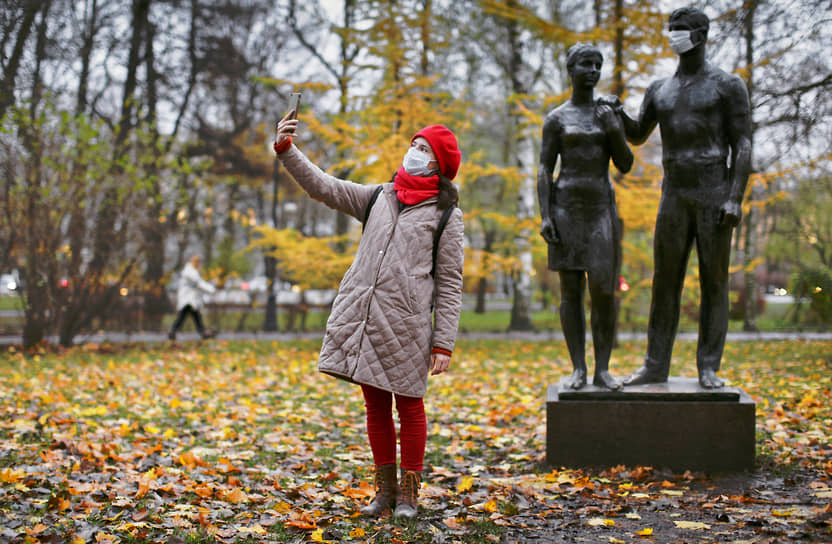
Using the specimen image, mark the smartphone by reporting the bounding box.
[287,92,302,120]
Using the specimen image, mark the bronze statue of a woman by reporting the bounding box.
[536,43,633,390]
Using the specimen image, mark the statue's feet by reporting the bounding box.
[593,370,621,391]
[566,368,587,389]
[623,365,667,386]
[699,368,724,389]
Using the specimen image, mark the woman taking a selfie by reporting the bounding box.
[273,108,464,519]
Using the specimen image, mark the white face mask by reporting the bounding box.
[668,30,696,55]
[402,147,436,177]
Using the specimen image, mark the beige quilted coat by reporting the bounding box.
[278,144,464,398]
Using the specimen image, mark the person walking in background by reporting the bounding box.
[273,107,464,519]
[168,255,216,341]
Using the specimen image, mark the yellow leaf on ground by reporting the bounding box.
[443,517,464,530]
[588,518,615,527]
[609,538,626,544]
[673,521,710,530]
[193,483,213,498]
[26,523,48,535]
[223,487,247,504]
[349,527,366,537]
[636,528,653,536]
[342,481,374,499]
[237,524,266,535]
[0,467,25,484]
[285,512,316,530]
[457,475,474,493]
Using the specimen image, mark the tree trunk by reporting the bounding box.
[475,229,496,313]
[742,0,758,332]
[506,0,533,331]
[90,0,149,283]
[263,159,280,332]
[141,19,169,330]
[21,1,53,348]
[509,135,536,331]
[0,1,43,121]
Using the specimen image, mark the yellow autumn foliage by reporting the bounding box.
[248,226,355,290]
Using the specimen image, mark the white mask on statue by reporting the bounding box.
[402,147,436,177]
[668,30,696,55]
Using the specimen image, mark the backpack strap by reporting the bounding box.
[363,185,454,279]
[362,185,384,232]
[431,205,456,278]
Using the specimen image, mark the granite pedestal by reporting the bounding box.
[546,377,755,472]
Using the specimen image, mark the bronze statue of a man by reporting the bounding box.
[537,43,633,390]
[607,7,752,388]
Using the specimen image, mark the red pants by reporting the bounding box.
[361,384,426,471]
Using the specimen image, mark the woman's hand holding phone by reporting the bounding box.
[275,111,298,147]
[274,93,302,151]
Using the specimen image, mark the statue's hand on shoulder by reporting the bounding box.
[719,200,742,228]
[596,104,623,134]
[597,95,623,112]
[541,217,559,244]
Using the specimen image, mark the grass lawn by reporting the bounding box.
[0,338,829,542]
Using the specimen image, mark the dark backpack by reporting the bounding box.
[362,185,455,278]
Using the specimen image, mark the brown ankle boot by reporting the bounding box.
[393,469,421,519]
[360,463,397,515]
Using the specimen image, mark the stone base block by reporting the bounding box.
[546,377,755,472]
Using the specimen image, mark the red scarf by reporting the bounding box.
[393,166,440,205]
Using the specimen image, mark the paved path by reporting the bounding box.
[2,330,831,346]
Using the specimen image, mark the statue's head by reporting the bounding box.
[668,7,709,54]
[566,43,602,75]
[566,43,602,90]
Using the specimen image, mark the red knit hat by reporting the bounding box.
[412,125,461,180]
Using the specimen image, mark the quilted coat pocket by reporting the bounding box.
[407,272,434,313]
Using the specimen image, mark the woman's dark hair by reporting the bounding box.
[438,175,459,210]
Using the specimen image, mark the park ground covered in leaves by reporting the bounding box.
[0,338,830,543]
